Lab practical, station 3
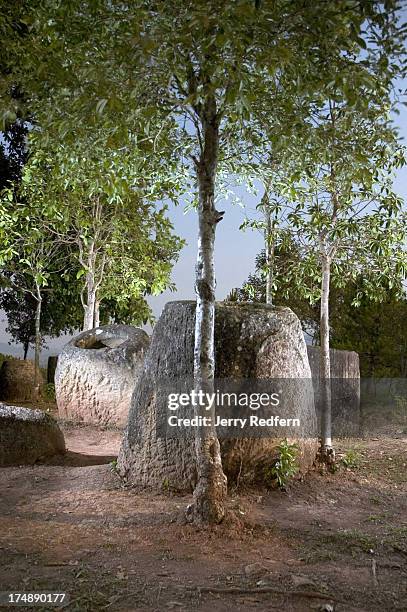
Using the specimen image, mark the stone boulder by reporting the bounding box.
[0,360,44,402]
[307,347,360,380]
[0,404,65,466]
[55,325,150,427]
[118,301,318,491]
[307,346,360,437]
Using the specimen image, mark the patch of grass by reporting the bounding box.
[390,526,407,536]
[341,449,362,469]
[385,525,407,550]
[298,528,377,561]
[287,525,376,564]
[299,547,338,564]
[366,513,387,524]
[365,455,407,484]
[159,549,175,561]
[0,353,17,368]
[328,529,376,553]
[160,477,183,495]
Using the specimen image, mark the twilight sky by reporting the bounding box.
[1,100,406,364]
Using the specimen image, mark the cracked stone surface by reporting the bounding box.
[55,325,150,427]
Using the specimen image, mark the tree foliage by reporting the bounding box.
[21,139,184,329]
[233,247,407,378]
[330,285,407,378]
[0,270,82,358]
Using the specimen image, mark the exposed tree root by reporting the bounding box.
[194,585,340,602]
[317,443,336,473]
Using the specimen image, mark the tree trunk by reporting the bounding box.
[191,95,227,524]
[83,290,96,330]
[94,299,100,328]
[319,254,335,465]
[33,290,42,398]
[83,243,96,331]
[23,341,29,360]
[265,206,273,306]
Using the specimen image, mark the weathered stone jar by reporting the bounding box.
[307,346,360,437]
[0,404,65,466]
[55,325,150,427]
[118,301,318,490]
[0,360,44,402]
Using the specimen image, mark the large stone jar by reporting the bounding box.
[307,346,360,437]
[0,360,44,402]
[0,404,65,466]
[55,325,150,427]
[118,301,318,490]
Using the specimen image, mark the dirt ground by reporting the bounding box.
[0,406,406,612]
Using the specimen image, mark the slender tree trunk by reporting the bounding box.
[94,299,100,328]
[83,243,96,331]
[191,95,227,524]
[83,288,96,330]
[265,207,273,306]
[33,288,42,398]
[23,341,29,360]
[319,253,335,465]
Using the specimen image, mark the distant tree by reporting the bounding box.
[231,241,319,341]
[0,288,36,359]
[281,103,405,463]
[330,285,407,378]
[22,140,184,331]
[233,251,407,377]
[0,187,72,395]
[0,270,82,359]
